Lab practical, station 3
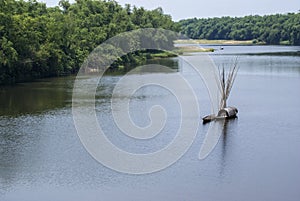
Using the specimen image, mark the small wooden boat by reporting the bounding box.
[202,114,216,124]
[203,59,239,124]
[202,106,238,124]
[217,106,238,118]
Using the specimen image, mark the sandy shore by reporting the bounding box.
[175,39,254,45]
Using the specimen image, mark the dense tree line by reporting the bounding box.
[0,0,178,84]
[1,1,299,85]
[179,13,300,45]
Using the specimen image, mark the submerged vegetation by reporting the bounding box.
[179,13,300,45]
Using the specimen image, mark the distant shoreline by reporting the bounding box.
[175,39,295,46]
[175,39,298,46]
[175,39,262,45]
[173,39,300,54]
[175,39,256,45]
[174,39,254,53]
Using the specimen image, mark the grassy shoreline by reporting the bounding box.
[175,39,255,45]
[175,46,214,53]
[175,39,294,46]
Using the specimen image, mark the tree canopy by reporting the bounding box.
[179,13,300,45]
[0,0,178,84]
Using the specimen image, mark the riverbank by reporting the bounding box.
[175,45,214,53]
[175,39,294,46]
[175,39,255,45]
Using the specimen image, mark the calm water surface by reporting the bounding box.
[1,46,300,201]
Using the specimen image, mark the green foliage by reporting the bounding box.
[179,13,300,45]
[2,0,298,85]
[0,0,177,84]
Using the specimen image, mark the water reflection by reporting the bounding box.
[105,58,179,75]
[0,77,74,116]
[218,118,238,177]
[219,120,229,177]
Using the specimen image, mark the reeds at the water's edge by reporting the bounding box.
[216,58,239,111]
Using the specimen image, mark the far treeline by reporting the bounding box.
[179,13,300,45]
[0,0,178,84]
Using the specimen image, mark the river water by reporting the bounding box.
[1,45,300,201]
